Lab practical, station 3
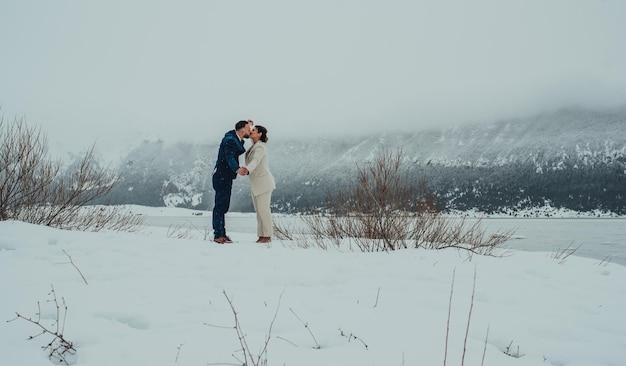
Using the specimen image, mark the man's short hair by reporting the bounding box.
[235,120,249,131]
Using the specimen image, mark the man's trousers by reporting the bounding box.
[212,174,233,238]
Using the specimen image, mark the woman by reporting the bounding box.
[244,125,276,243]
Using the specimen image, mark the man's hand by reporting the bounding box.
[237,167,249,176]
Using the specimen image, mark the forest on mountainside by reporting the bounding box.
[87,108,626,215]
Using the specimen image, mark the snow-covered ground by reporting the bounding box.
[1,206,625,365]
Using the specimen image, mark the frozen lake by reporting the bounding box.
[468,217,625,266]
[143,214,626,266]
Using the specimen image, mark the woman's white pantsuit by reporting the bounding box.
[244,141,276,237]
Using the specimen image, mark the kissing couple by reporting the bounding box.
[211,120,275,244]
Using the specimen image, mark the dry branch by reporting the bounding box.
[7,285,76,365]
[289,308,321,349]
[278,149,513,255]
[207,290,284,366]
[61,249,88,285]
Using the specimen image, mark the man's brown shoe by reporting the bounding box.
[224,236,233,243]
[213,237,227,244]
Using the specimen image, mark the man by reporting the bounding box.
[212,120,253,244]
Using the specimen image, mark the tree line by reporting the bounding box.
[90,138,626,215]
[4,118,625,218]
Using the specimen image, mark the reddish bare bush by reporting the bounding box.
[0,116,142,231]
[276,149,512,254]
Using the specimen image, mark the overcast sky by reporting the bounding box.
[1,0,625,160]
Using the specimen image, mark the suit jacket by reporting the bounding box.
[214,130,245,180]
[245,141,276,196]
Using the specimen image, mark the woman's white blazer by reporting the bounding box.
[245,141,276,196]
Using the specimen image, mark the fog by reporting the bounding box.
[1,0,625,159]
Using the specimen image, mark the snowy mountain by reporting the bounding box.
[322,107,626,170]
[100,107,626,214]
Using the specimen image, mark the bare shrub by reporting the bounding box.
[503,340,525,358]
[0,116,142,231]
[281,149,512,255]
[7,285,76,365]
[164,220,211,240]
[167,223,193,239]
[272,217,295,241]
[273,215,338,250]
[206,290,283,366]
[71,205,144,232]
[0,117,58,221]
[335,149,421,251]
[410,214,514,256]
[550,241,582,264]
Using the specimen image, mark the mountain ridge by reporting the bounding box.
[98,107,626,214]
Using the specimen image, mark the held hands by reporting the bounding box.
[237,167,249,176]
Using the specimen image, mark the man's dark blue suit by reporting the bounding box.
[212,130,245,239]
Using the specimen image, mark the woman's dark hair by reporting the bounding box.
[256,125,269,143]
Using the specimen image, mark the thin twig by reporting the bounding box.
[290,308,321,349]
[257,289,285,361]
[222,291,254,364]
[174,343,184,363]
[339,327,369,350]
[481,325,490,366]
[461,268,477,366]
[276,336,299,347]
[220,289,285,366]
[373,286,381,308]
[443,268,455,366]
[62,250,88,285]
[596,255,612,266]
[204,323,234,329]
[551,241,582,264]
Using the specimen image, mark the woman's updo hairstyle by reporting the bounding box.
[256,125,269,143]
